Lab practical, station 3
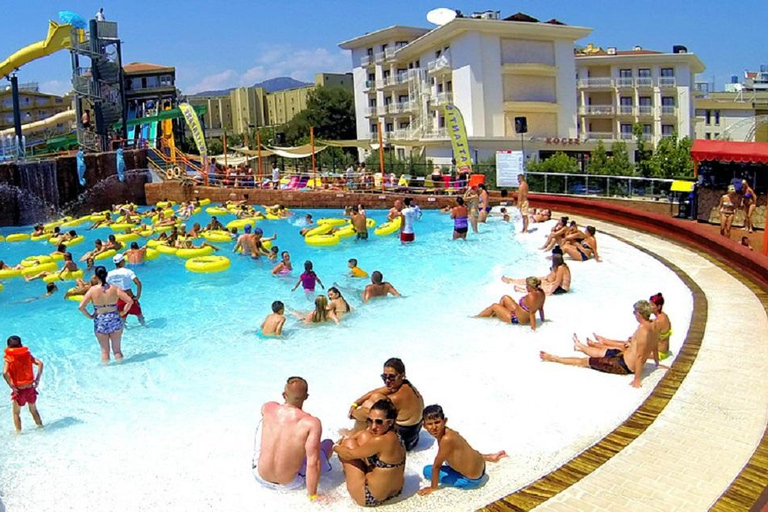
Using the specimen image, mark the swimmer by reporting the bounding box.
[25,252,78,282]
[292,261,325,293]
[500,207,510,222]
[65,276,97,298]
[32,224,45,236]
[253,228,276,258]
[741,236,753,251]
[387,199,403,222]
[105,234,123,251]
[81,239,106,269]
[327,286,352,318]
[348,258,368,278]
[299,214,314,237]
[125,242,148,265]
[476,276,546,331]
[23,283,58,302]
[350,205,368,240]
[268,246,279,261]
[88,212,113,230]
[451,197,469,240]
[362,271,400,303]
[418,404,507,496]
[294,295,339,325]
[188,223,202,239]
[51,243,67,259]
[3,335,44,432]
[260,301,286,337]
[234,225,257,258]
[271,251,293,276]
[205,216,225,231]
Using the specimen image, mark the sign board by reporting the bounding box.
[496,150,524,187]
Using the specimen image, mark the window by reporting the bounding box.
[705,110,711,125]
[435,49,442,58]
[371,123,378,133]
[620,97,633,106]
[437,82,444,93]
[705,133,711,139]
[620,123,633,137]
[367,73,375,82]
[714,133,720,139]
[643,124,652,136]
[446,81,452,92]
[661,67,674,77]
[638,68,651,77]
[661,97,675,106]
[366,48,373,56]
[438,116,445,128]
[381,43,388,51]
[395,41,408,48]
[386,123,393,132]
[619,69,632,77]
[715,110,720,125]
[383,70,390,79]
[399,122,409,129]
[369,99,376,107]
[661,124,674,136]
[398,95,408,103]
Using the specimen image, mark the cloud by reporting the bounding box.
[39,80,72,96]
[181,45,351,94]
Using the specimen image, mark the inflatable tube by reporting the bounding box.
[374,217,402,236]
[202,231,232,243]
[304,224,333,238]
[157,201,175,208]
[367,218,377,228]
[152,224,177,232]
[94,249,117,261]
[6,233,30,242]
[176,246,215,259]
[186,255,231,273]
[261,240,272,251]
[145,248,159,261]
[0,283,3,292]
[138,228,154,238]
[115,233,139,243]
[156,244,178,255]
[66,292,84,302]
[265,213,280,220]
[63,235,85,247]
[0,235,4,242]
[21,255,53,267]
[147,239,167,248]
[49,252,65,261]
[110,222,138,231]
[43,220,64,231]
[88,213,108,222]
[43,269,84,283]
[21,262,57,277]
[30,232,52,242]
[199,198,212,206]
[206,206,230,215]
[305,234,341,247]
[336,225,356,238]
[317,218,348,227]
[61,218,87,228]
[227,218,256,230]
[0,267,22,279]
[192,207,202,215]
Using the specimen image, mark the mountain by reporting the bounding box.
[191,76,312,97]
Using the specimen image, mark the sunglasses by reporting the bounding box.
[366,418,390,426]
[380,373,399,382]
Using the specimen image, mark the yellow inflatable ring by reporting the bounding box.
[0,267,22,279]
[115,233,139,243]
[305,234,341,247]
[66,293,85,302]
[317,218,348,227]
[49,252,65,261]
[31,232,52,242]
[110,222,138,231]
[43,220,64,230]
[367,218,377,228]
[206,206,230,215]
[21,262,58,277]
[336,225,356,238]
[94,249,117,261]
[374,218,402,236]
[138,228,154,237]
[261,240,272,251]
[226,218,256,230]
[6,233,30,242]
[0,283,3,292]
[21,255,53,267]
[43,269,84,283]
[265,213,280,220]
[63,235,85,247]
[186,255,231,273]
[202,231,232,243]
[177,246,214,259]
[147,239,167,248]
[157,244,178,255]
[304,224,333,237]
[0,235,4,242]
[157,201,174,208]
[61,218,87,228]
[199,198,211,206]
[145,248,159,261]
[192,207,201,215]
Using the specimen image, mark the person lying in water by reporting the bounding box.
[418,404,507,496]
[476,277,546,331]
[293,295,339,325]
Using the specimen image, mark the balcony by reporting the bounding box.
[431,92,453,106]
[387,102,411,115]
[581,105,615,116]
[427,54,452,75]
[578,77,614,88]
[618,105,634,115]
[374,52,385,64]
[384,48,397,61]
[660,105,677,116]
[617,77,634,88]
[422,127,448,139]
[366,106,378,117]
[620,132,634,140]
[401,100,417,112]
[586,132,614,140]
[636,77,654,88]
[659,77,677,88]
[392,128,411,139]
[361,55,373,67]
[637,105,654,116]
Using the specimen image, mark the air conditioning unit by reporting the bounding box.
[607,47,617,55]
[672,45,688,54]
[471,10,499,20]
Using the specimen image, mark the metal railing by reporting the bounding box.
[636,77,654,88]
[366,106,378,117]
[660,105,677,116]
[637,105,653,116]
[422,127,448,139]
[361,55,372,67]
[374,52,385,64]
[617,77,634,88]
[524,171,681,199]
[427,55,452,74]
[579,77,614,88]
[582,105,614,115]
[658,77,677,87]
[432,92,453,106]
[585,132,614,140]
[384,48,397,61]
[618,105,634,115]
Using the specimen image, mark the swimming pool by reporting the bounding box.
[0,207,692,511]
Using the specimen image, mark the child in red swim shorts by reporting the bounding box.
[3,335,44,432]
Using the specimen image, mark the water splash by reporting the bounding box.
[59,168,151,218]
[0,182,56,225]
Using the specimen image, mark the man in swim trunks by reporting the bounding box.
[540,300,660,388]
[517,173,529,233]
[387,199,403,222]
[451,197,469,240]
[363,271,400,303]
[205,216,225,232]
[3,335,44,432]
[254,376,332,499]
[418,404,506,496]
[107,254,146,326]
[348,358,424,451]
[125,242,147,265]
[350,205,368,240]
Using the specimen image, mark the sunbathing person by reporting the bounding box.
[476,277,546,331]
[562,225,601,262]
[539,217,574,251]
[503,254,571,296]
[540,300,660,388]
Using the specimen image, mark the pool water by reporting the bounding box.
[0,207,692,511]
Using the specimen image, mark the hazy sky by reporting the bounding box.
[1,1,765,96]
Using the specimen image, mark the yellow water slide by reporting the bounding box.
[0,109,75,137]
[0,21,72,79]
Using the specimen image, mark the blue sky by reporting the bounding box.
[1,1,765,96]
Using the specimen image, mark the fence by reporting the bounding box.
[524,171,679,200]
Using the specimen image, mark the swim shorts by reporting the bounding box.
[589,352,631,375]
[423,464,486,490]
[400,232,415,243]
[94,311,123,334]
[454,227,468,235]
[117,298,143,317]
[396,421,422,451]
[252,438,332,490]
[552,286,567,295]
[356,231,369,240]
[11,386,38,406]
[484,206,491,213]
[519,200,530,216]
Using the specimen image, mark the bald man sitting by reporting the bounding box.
[253,376,333,499]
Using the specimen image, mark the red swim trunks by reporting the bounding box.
[400,232,415,243]
[117,298,143,317]
[11,386,38,406]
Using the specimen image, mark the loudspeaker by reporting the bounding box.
[514,116,528,134]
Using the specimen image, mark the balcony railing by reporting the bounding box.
[637,105,653,116]
[427,55,452,74]
[377,105,388,116]
[374,52,385,64]
[384,48,397,61]
[585,131,614,140]
[620,132,634,140]
[660,105,677,116]
[636,77,653,88]
[432,92,453,105]
[422,127,448,139]
[617,77,634,88]
[401,101,417,112]
[659,77,677,87]
[582,105,614,115]
[387,103,401,114]
[362,55,373,67]
[579,77,614,88]
[618,105,634,115]
[366,106,378,117]
[392,128,411,139]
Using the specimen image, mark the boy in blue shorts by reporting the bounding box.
[418,404,506,496]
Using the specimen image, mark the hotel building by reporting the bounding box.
[693,91,768,143]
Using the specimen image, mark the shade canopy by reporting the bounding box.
[691,140,768,165]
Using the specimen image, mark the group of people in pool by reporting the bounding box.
[252,359,507,506]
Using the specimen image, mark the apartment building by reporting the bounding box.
[188,95,233,137]
[340,12,591,164]
[694,91,768,142]
[230,86,268,135]
[266,86,312,127]
[575,44,705,146]
[124,62,178,119]
[0,84,72,136]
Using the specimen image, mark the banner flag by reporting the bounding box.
[443,103,472,173]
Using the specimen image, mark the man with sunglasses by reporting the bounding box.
[348,358,424,451]
[253,376,333,500]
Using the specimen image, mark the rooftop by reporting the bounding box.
[123,62,175,75]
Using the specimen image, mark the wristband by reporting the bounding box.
[309,494,318,501]
[351,402,359,409]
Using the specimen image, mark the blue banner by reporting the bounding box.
[76,150,86,186]
[116,148,125,182]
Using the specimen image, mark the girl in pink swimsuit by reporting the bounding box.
[291,260,325,293]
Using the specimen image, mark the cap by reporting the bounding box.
[113,253,125,264]
[244,224,252,233]
[253,227,263,236]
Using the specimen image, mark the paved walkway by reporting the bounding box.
[533,220,768,511]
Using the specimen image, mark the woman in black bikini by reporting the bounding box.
[335,399,405,507]
[327,286,352,318]
[742,179,757,233]
[562,225,601,262]
[476,277,546,331]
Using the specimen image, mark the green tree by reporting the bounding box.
[606,140,635,176]
[586,140,609,174]
[649,134,694,178]
[206,138,223,156]
[283,86,356,145]
[633,123,653,177]
[526,151,580,174]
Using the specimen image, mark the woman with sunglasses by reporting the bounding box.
[335,399,406,507]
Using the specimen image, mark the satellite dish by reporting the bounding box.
[427,8,457,26]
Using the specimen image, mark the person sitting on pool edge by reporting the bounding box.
[260,301,286,337]
[348,357,424,451]
[362,271,399,303]
[476,277,546,331]
[253,376,333,500]
[418,404,507,496]
[540,300,660,388]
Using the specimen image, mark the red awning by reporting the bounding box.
[691,139,768,164]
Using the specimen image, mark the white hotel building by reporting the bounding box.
[340,13,705,165]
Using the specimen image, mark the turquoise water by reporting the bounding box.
[0,207,692,511]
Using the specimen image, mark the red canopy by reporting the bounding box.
[691,139,768,164]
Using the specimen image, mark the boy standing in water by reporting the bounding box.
[418,404,506,496]
[3,335,44,432]
[261,301,286,337]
